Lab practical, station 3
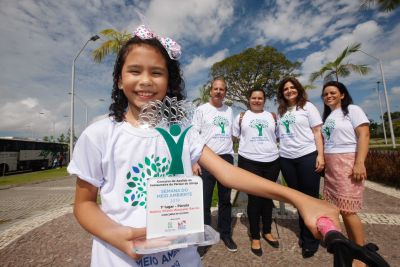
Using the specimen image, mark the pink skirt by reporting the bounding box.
[323,153,364,213]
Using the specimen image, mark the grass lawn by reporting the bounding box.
[211,185,218,207]
[0,168,70,187]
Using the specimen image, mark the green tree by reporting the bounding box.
[57,133,66,143]
[92,29,132,63]
[209,45,300,107]
[309,43,370,83]
[383,111,400,122]
[369,120,379,138]
[192,85,210,106]
[360,0,400,12]
[65,129,77,144]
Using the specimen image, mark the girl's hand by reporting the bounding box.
[315,154,325,173]
[109,226,146,260]
[298,197,340,240]
[352,161,367,181]
[192,162,202,176]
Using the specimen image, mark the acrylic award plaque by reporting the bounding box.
[133,97,219,254]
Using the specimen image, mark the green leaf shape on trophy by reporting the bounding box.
[123,155,171,209]
[151,163,157,172]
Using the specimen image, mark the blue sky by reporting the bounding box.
[1,0,399,139]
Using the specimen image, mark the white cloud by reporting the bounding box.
[145,0,235,44]
[254,0,361,45]
[184,49,229,77]
[392,86,400,95]
[286,41,310,51]
[20,98,39,109]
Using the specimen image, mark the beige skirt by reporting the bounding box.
[323,153,364,213]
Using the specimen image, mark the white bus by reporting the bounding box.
[0,138,68,176]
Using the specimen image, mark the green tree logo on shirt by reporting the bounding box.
[280,113,296,133]
[322,119,335,140]
[249,119,268,136]
[124,154,171,208]
[213,116,229,134]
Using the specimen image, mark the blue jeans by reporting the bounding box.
[201,154,233,239]
[280,151,321,251]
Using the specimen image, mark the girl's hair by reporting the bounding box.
[321,81,353,122]
[277,76,308,116]
[109,36,185,122]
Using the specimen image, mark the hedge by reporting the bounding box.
[365,149,400,189]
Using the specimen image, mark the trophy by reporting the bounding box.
[133,97,219,254]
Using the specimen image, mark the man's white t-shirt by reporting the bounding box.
[192,102,234,155]
[68,117,204,267]
[322,104,369,154]
[232,110,279,162]
[278,101,323,159]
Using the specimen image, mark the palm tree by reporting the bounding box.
[192,85,210,106]
[92,29,132,63]
[309,43,370,83]
[303,84,316,90]
[360,0,400,12]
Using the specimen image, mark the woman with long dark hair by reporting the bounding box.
[321,81,370,267]
[277,76,325,258]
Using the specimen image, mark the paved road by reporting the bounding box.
[0,176,399,266]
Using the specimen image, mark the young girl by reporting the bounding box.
[321,81,370,267]
[68,25,339,266]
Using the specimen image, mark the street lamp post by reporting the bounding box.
[70,35,99,161]
[376,81,387,145]
[39,112,56,140]
[69,93,88,127]
[359,50,396,148]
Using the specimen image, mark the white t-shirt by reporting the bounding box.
[68,117,204,267]
[192,102,234,155]
[322,104,369,154]
[232,110,279,162]
[278,101,323,159]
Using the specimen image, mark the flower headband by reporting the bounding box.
[133,25,181,60]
